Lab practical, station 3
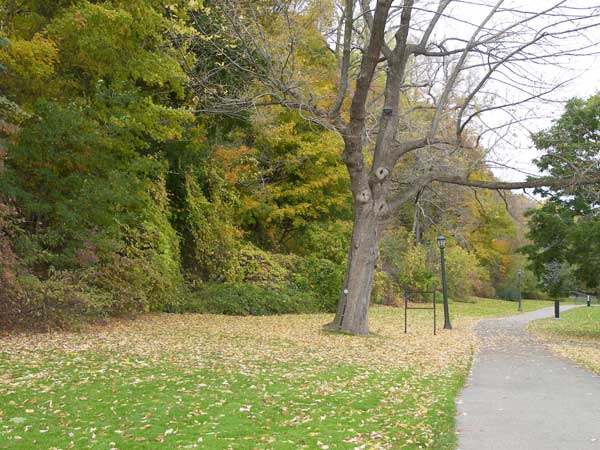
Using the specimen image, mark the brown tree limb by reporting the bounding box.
[344,0,393,197]
[330,0,354,118]
[433,174,600,191]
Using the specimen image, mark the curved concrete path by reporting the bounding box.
[457,306,600,450]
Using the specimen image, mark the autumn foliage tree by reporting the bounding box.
[193,1,600,334]
[2,0,600,332]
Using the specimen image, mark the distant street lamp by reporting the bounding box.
[437,235,452,330]
[517,270,522,312]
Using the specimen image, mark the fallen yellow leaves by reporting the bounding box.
[529,308,600,374]
[0,307,477,376]
[546,342,600,374]
[529,307,600,373]
[0,305,484,449]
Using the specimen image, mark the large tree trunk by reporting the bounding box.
[327,0,411,336]
[330,203,379,335]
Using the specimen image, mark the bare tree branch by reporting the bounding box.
[434,173,600,191]
[330,0,354,118]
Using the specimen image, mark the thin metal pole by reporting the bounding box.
[440,247,452,329]
[404,291,408,334]
[433,290,437,335]
[517,271,522,312]
[554,299,560,319]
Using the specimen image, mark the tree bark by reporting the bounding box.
[331,201,379,335]
[328,0,412,336]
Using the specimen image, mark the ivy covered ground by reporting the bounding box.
[0,299,554,450]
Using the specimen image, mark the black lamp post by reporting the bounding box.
[437,234,452,330]
[517,270,522,312]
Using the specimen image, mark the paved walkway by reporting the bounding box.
[457,306,600,450]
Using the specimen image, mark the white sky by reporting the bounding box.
[489,63,600,183]
[432,0,600,184]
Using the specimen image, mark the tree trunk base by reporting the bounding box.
[323,321,369,336]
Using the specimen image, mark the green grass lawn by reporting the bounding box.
[529,306,600,373]
[0,297,554,450]
[530,305,600,340]
[0,355,463,450]
[451,297,558,319]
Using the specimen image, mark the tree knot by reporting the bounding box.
[375,167,389,181]
[357,189,371,203]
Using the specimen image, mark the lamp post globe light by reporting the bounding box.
[517,270,522,312]
[437,234,446,249]
[437,235,452,330]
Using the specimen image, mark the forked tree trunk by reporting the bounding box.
[327,0,412,336]
[330,203,379,335]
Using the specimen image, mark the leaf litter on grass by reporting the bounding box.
[529,307,600,374]
[2,307,476,374]
[0,306,478,450]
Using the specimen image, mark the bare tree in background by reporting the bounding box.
[188,0,600,335]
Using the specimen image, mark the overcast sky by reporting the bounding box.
[437,1,600,184]
[489,61,600,183]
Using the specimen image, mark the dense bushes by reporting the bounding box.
[185,283,322,316]
[285,255,344,312]
[178,244,344,316]
[379,229,492,300]
[370,271,398,305]
[495,285,520,301]
[444,245,491,299]
[0,256,185,332]
[191,245,344,315]
[0,1,194,330]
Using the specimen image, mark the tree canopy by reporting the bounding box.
[0,0,595,331]
[522,93,600,294]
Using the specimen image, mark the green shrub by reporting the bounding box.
[234,244,290,287]
[181,247,345,315]
[205,244,345,314]
[370,271,399,305]
[175,170,242,282]
[380,229,436,293]
[496,285,520,301]
[287,255,343,312]
[379,229,490,299]
[185,282,321,316]
[0,270,112,331]
[523,290,548,300]
[444,245,489,299]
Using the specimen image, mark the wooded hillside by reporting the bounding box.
[0,1,551,330]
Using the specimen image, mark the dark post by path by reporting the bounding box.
[437,235,452,330]
[554,299,560,318]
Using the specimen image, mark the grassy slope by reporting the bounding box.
[0,298,551,450]
[529,306,600,373]
[451,298,558,319]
